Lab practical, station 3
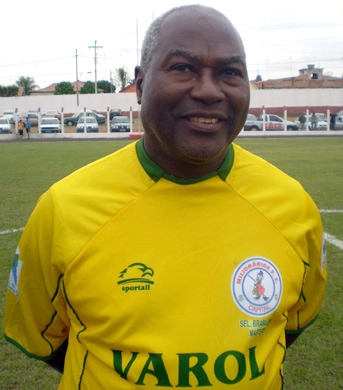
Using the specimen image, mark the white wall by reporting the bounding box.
[0,93,139,115]
[249,88,343,108]
[1,88,343,115]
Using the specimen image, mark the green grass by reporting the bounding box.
[1,137,342,389]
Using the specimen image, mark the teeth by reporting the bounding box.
[191,117,219,124]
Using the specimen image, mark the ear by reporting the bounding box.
[135,66,144,105]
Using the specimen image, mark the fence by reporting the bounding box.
[1,88,343,116]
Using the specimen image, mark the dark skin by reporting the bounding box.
[46,9,298,374]
[135,9,250,179]
[45,339,68,372]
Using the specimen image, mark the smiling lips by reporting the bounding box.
[190,117,219,124]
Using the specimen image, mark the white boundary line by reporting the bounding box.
[1,210,343,250]
[0,227,24,236]
[319,209,343,213]
[324,232,343,251]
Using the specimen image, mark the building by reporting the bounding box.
[30,81,85,96]
[251,64,343,89]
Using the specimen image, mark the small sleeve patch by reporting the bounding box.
[8,247,23,299]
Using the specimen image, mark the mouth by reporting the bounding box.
[189,117,220,124]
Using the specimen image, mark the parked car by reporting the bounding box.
[333,115,343,130]
[2,110,15,124]
[43,110,61,120]
[0,117,12,133]
[244,114,262,131]
[109,108,122,120]
[258,114,298,130]
[76,116,99,132]
[40,117,61,133]
[295,113,327,130]
[110,116,130,132]
[64,111,106,126]
[19,112,40,126]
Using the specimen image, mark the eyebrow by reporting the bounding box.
[169,49,201,62]
[168,49,246,66]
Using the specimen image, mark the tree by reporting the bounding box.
[54,81,75,95]
[80,81,95,94]
[97,80,116,93]
[0,84,19,97]
[256,74,262,82]
[115,67,131,91]
[16,76,39,95]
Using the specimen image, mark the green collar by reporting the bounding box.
[136,137,234,184]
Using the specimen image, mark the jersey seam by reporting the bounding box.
[222,179,309,330]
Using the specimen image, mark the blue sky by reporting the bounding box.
[1,0,342,88]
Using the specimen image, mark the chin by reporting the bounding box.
[177,142,228,166]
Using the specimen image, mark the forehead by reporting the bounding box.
[156,9,244,62]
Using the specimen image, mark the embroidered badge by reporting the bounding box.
[232,257,282,317]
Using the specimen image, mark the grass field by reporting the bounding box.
[0,137,342,389]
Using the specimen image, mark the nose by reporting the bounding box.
[190,69,225,104]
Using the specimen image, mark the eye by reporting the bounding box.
[221,67,241,77]
[171,64,194,73]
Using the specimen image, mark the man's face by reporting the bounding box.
[136,9,250,178]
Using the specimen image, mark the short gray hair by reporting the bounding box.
[139,5,235,73]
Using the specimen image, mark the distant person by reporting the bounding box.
[25,118,31,139]
[310,113,318,130]
[4,5,327,389]
[299,113,306,130]
[17,119,25,139]
[330,113,336,130]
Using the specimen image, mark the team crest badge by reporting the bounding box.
[231,257,282,317]
[8,247,23,299]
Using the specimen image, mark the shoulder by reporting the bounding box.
[229,143,320,224]
[27,141,154,270]
[46,140,157,225]
[51,141,151,200]
[231,143,303,189]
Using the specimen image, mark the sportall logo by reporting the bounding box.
[118,262,154,292]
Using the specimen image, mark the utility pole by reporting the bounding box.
[88,40,103,94]
[75,49,79,105]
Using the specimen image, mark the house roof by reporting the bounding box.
[120,83,136,93]
[30,81,85,95]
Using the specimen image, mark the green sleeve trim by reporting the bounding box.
[136,137,235,184]
[285,313,319,335]
[4,335,68,362]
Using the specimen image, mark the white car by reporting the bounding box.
[2,110,14,124]
[0,117,12,133]
[43,110,61,120]
[76,116,99,133]
[295,114,327,130]
[244,114,262,131]
[333,115,343,130]
[40,117,61,133]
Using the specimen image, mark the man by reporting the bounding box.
[298,113,306,130]
[25,117,31,138]
[4,5,326,389]
[311,112,318,130]
[330,113,336,130]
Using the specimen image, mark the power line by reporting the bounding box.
[0,57,73,68]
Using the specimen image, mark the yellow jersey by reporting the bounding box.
[4,139,327,389]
